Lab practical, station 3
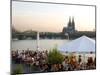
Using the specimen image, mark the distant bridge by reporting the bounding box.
[12,31,96,40]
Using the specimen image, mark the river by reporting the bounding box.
[11,39,71,51]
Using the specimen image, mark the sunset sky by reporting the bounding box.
[12,1,95,32]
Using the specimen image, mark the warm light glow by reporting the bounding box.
[12,1,95,32]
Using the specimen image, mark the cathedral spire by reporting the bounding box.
[68,16,71,26]
[72,16,74,23]
[72,16,75,31]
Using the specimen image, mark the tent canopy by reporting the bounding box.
[58,35,95,52]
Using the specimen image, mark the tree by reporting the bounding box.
[47,48,64,64]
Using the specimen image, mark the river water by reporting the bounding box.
[11,39,70,51]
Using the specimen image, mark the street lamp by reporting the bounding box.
[37,31,39,51]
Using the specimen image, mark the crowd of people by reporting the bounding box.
[11,50,96,73]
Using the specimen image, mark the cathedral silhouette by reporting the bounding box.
[62,17,76,34]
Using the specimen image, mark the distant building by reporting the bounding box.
[62,17,76,34]
[12,25,18,33]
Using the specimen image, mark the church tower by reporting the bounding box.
[68,16,71,27]
[71,17,75,32]
[62,16,76,34]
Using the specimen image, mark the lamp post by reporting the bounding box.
[37,31,39,51]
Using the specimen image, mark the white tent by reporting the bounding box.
[58,35,95,52]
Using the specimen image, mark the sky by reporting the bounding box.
[12,1,95,32]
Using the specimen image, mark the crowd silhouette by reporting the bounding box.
[12,50,96,73]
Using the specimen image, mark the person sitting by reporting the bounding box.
[69,56,78,70]
[58,64,64,71]
[41,64,49,72]
[50,64,59,72]
[87,57,94,69]
[78,55,82,65]
[62,56,69,71]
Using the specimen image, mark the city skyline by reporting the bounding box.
[12,1,95,32]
